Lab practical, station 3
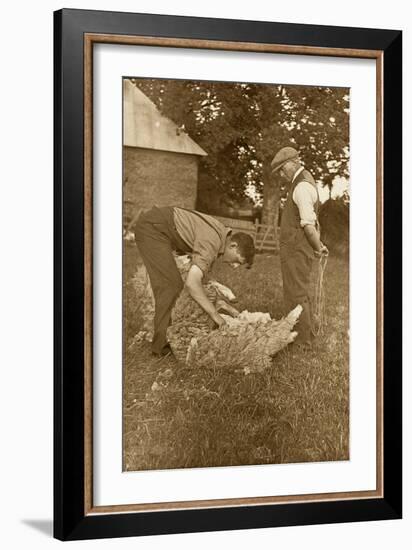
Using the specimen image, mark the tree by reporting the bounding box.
[318,197,349,256]
[322,173,335,201]
[131,79,349,223]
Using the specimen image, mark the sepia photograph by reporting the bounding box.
[52,8,402,540]
[122,76,350,472]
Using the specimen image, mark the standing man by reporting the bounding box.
[133,206,255,356]
[271,147,328,347]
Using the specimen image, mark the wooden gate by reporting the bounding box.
[214,216,279,253]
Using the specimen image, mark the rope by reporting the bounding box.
[313,254,328,336]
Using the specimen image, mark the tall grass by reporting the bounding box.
[123,250,349,471]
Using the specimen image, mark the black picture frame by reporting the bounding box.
[54,8,402,541]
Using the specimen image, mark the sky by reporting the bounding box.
[320,176,349,202]
[245,175,349,206]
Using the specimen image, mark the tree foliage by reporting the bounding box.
[318,197,349,256]
[132,78,349,222]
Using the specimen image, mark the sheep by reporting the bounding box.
[158,255,244,361]
[130,255,238,344]
[131,255,301,373]
[183,307,302,374]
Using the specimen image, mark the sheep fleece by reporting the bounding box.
[184,308,301,374]
[167,286,302,374]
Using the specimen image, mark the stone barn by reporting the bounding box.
[123,79,207,226]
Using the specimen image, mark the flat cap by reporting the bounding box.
[271,146,299,173]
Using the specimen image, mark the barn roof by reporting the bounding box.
[123,79,207,157]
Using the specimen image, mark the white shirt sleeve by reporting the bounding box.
[292,181,318,227]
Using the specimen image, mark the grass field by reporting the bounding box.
[123,245,349,471]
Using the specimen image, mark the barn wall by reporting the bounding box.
[124,147,198,221]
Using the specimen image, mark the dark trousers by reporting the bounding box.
[280,246,314,344]
[133,207,189,354]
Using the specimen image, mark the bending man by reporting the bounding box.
[133,206,255,356]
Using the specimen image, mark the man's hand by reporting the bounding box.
[185,265,226,327]
[211,312,227,329]
[314,243,329,257]
[303,225,328,257]
[303,224,322,252]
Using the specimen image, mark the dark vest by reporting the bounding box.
[280,168,319,257]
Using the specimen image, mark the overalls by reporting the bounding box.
[279,169,319,345]
[133,206,191,355]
